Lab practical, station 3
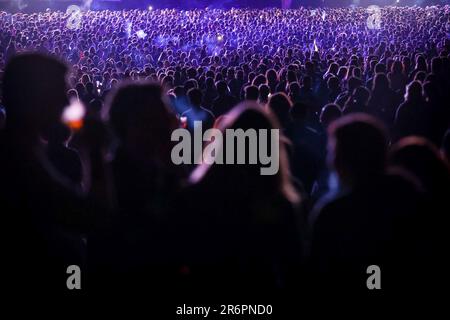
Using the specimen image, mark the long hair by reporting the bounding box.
[189,102,300,205]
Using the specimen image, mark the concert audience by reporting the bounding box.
[0,6,449,294]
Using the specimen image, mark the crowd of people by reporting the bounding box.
[0,6,449,297]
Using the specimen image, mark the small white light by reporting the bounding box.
[136,30,147,39]
[148,5,153,11]
[217,35,223,41]
[62,99,86,130]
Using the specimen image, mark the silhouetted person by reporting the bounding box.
[202,77,217,109]
[93,81,180,291]
[244,85,259,101]
[394,81,427,141]
[267,92,292,129]
[287,102,325,194]
[422,81,449,146]
[0,53,87,292]
[389,136,450,290]
[178,103,302,294]
[309,113,421,293]
[258,84,270,105]
[309,103,343,200]
[342,86,370,115]
[388,60,408,94]
[335,76,362,108]
[182,88,215,131]
[319,103,342,130]
[326,76,341,104]
[44,122,83,187]
[367,73,399,127]
[212,80,237,116]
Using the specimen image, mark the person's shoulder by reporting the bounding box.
[310,190,351,227]
[181,108,193,116]
[396,101,407,113]
[201,107,215,118]
[384,168,421,194]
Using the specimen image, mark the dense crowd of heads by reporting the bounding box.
[0,6,449,296]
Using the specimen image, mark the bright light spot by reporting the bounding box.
[136,30,147,39]
[396,0,400,3]
[62,99,86,130]
[125,21,132,37]
[148,5,153,11]
[366,5,382,30]
[217,35,223,41]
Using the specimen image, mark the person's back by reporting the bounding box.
[202,78,217,109]
[183,88,215,131]
[0,53,87,292]
[177,104,302,294]
[394,81,427,141]
[367,73,400,127]
[422,81,449,146]
[45,123,83,186]
[212,81,237,116]
[92,81,181,292]
[309,114,421,292]
[342,86,370,116]
[286,102,325,194]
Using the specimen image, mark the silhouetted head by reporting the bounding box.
[328,113,388,186]
[267,92,292,128]
[258,84,270,102]
[389,136,450,195]
[2,53,69,137]
[252,74,267,87]
[302,76,312,89]
[347,76,362,92]
[327,76,340,91]
[320,103,342,128]
[422,81,439,102]
[216,80,228,96]
[351,86,371,105]
[105,81,176,164]
[414,71,427,83]
[372,73,390,92]
[187,88,203,108]
[288,82,300,96]
[67,89,79,101]
[190,102,299,205]
[244,85,259,101]
[391,60,403,74]
[405,81,423,102]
